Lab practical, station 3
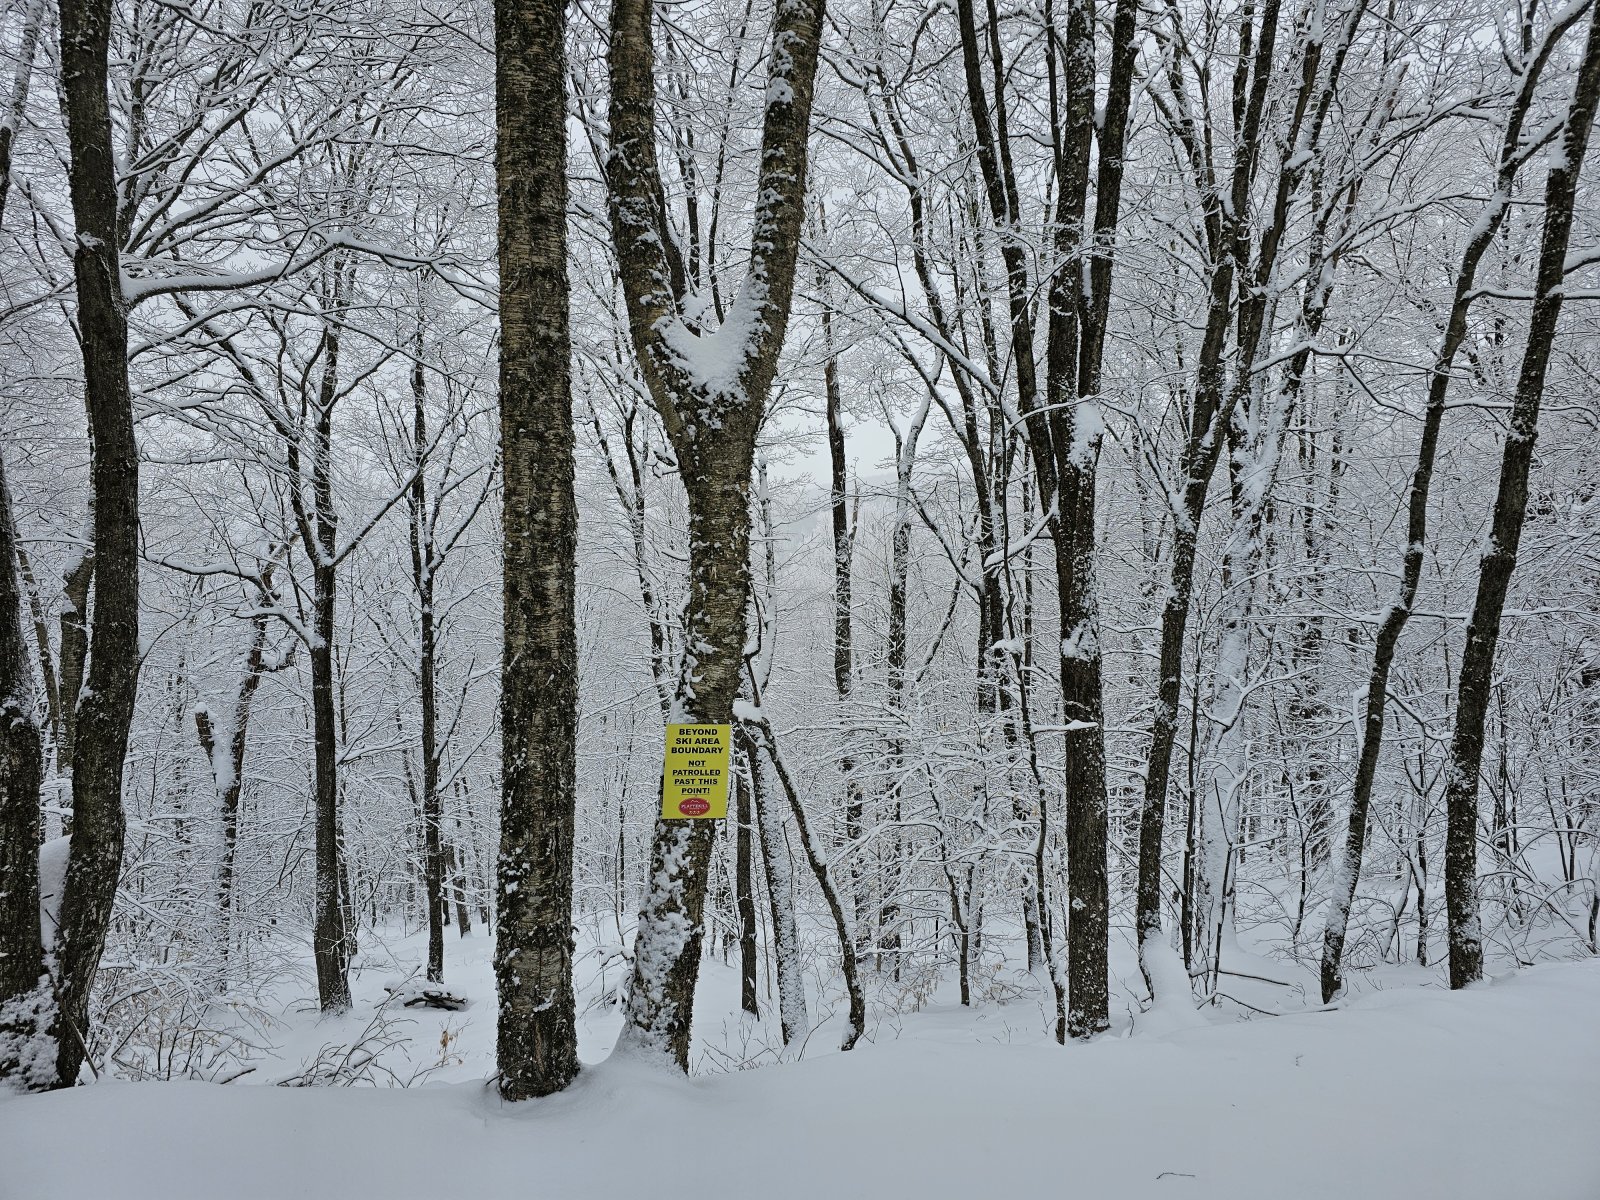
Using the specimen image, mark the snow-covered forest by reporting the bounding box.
[1,0,1598,1190]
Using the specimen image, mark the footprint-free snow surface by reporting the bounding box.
[3,961,1597,1199]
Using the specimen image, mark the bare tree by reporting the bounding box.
[50,0,143,1088]
[1319,0,1594,1001]
[1441,4,1600,989]
[605,0,828,1070]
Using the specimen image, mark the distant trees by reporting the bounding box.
[0,0,1596,1088]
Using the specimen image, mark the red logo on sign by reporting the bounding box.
[678,796,711,816]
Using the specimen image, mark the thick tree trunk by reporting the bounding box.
[52,0,141,1088]
[494,0,581,1100]
[619,461,755,1068]
[1441,14,1600,989]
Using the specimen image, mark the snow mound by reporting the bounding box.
[382,980,469,1012]
[2,962,1597,1200]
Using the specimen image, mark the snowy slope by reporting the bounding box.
[3,961,1597,1200]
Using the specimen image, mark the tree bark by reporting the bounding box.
[308,320,350,1014]
[407,331,446,986]
[733,756,759,1017]
[0,449,48,1089]
[494,0,581,1100]
[52,0,141,1087]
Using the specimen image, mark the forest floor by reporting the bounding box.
[1,927,1597,1200]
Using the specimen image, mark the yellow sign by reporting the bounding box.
[661,723,732,820]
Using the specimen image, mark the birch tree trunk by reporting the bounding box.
[494,0,581,1099]
[743,730,806,1045]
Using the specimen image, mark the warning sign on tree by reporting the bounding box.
[660,723,732,820]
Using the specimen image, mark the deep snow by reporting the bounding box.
[2,956,1597,1200]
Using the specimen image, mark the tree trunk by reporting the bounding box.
[733,754,759,1017]
[822,296,865,940]
[1441,13,1600,989]
[744,731,806,1045]
[751,714,866,1051]
[1319,2,1591,1001]
[408,332,446,986]
[605,0,825,1071]
[309,325,350,1014]
[0,449,48,1089]
[193,586,272,990]
[52,0,141,1088]
[55,544,93,797]
[494,0,581,1101]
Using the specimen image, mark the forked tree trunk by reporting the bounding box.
[494,0,581,1100]
[606,0,825,1071]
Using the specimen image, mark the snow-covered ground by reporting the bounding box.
[2,928,1596,1200]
